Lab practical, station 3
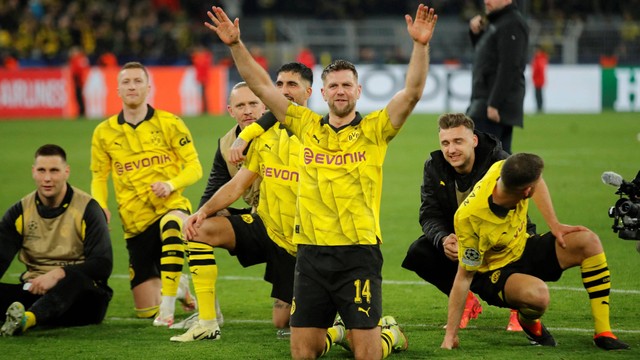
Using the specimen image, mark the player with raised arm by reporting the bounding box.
[205,4,437,359]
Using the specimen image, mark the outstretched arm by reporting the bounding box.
[205,7,289,122]
[532,176,587,248]
[184,168,259,240]
[441,265,474,349]
[386,4,437,129]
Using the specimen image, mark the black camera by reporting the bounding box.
[602,170,640,240]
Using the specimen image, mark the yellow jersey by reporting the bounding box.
[454,160,530,273]
[283,103,399,246]
[91,105,202,238]
[244,124,299,255]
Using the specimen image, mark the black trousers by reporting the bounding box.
[0,271,112,327]
[401,234,458,296]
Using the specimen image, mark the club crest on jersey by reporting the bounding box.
[150,131,163,146]
[347,131,360,142]
[462,248,481,266]
[241,214,254,224]
[490,270,501,284]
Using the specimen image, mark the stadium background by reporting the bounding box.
[2,0,640,118]
[0,1,639,359]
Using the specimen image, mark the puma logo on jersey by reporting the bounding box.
[265,144,272,150]
[312,134,321,143]
[357,307,371,317]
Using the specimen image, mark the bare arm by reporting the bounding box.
[184,168,259,239]
[205,7,289,122]
[386,5,437,129]
[531,176,587,248]
[441,265,474,349]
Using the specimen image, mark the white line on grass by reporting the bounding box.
[102,274,640,295]
[108,317,271,324]
[106,317,640,334]
[403,324,640,334]
[9,273,640,295]
[99,276,640,335]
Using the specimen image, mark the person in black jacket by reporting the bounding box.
[0,144,113,336]
[466,0,529,154]
[402,113,531,330]
[198,82,265,212]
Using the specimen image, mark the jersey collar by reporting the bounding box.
[321,112,363,132]
[117,104,155,127]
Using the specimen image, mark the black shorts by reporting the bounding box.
[126,218,162,289]
[471,232,563,308]
[125,210,189,289]
[290,244,383,330]
[227,213,296,303]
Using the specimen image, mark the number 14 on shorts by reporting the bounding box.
[353,279,371,304]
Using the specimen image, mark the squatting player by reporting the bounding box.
[441,153,629,351]
[91,62,202,325]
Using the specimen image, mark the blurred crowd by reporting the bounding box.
[1,0,639,69]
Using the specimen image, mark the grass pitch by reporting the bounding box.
[0,112,639,359]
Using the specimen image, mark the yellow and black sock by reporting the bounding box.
[321,332,334,357]
[381,329,396,358]
[188,241,218,322]
[135,305,159,319]
[581,253,612,334]
[160,213,186,298]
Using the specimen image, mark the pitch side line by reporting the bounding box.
[105,317,640,334]
[100,274,640,295]
[12,273,635,295]
[403,323,640,334]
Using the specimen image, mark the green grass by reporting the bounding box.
[1,112,639,359]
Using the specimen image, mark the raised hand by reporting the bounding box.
[204,6,241,46]
[405,4,438,46]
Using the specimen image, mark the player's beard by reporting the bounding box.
[329,99,355,118]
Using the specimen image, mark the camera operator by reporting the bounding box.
[602,170,640,249]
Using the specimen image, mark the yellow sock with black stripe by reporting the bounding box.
[135,305,159,319]
[380,329,396,358]
[319,326,342,357]
[188,241,218,322]
[160,213,186,298]
[581,253,612,334]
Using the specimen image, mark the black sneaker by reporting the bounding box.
[518,318,557,347]
[594,333,630,351]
